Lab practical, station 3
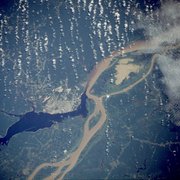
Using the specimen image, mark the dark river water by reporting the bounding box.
[0,91,88,146]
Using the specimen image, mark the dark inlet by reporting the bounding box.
[0,92,88,146]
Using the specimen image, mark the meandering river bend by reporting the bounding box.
[28,41,179,180]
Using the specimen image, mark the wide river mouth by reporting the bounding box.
[28,41,180,180]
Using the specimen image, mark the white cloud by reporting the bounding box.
[157,55,180,100]
[136,1,180,125]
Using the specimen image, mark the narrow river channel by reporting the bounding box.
[28,40,179,180]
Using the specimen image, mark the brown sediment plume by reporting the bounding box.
[28,40,172,180]
[28,41,149,180]
[115,58,141,85]
[85,40,146,91]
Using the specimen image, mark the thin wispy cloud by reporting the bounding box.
[136,1,180,125]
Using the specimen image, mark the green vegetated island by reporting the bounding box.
[92,52,153,97]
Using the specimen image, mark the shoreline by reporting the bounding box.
[28,41,178,180]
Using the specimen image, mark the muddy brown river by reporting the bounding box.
[28,41,179,180]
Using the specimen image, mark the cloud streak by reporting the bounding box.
[136,1,180,125]
[157,55,180,100]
